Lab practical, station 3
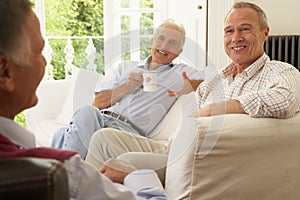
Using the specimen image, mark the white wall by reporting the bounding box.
[207,0,233,69]
[235,0,300,35]
[166,0,207,68]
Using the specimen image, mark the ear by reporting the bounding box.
[264,26,270,40]
[150,38,154,46]
[0,54,15,92]
[174,48,183,58]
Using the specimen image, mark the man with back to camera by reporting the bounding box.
[0,0,169,199]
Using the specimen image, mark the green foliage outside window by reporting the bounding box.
[45,0,104,80]
[16,0,155,127]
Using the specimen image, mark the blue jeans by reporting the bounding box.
[50,105,140,159]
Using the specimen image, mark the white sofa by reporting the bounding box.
[25,67,193,147]
[25,67,103,146]
[25,67,300,200]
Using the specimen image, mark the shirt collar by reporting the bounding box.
[222,53,269,81]
[137,56,174,72]
[0,116,36,148]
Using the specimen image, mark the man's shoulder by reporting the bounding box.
[173,63,204,78]
[265,60,298,73]
[173,63,199,71]
[117,60,143,72]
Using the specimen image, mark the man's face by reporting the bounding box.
[11,10,46,111]
[151,27,183,65]
[224,7,269,69]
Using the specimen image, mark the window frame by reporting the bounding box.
[103,0,165,71]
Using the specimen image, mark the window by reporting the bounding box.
[34,0,163,78]
[103,0,162,70]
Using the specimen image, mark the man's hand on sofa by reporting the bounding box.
[99,158,137,184]
[192,100,246,117]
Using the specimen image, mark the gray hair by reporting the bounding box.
[153,19,186,48]
[0,0,33,65]
[225,1,269,30]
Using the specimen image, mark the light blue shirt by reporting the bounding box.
[96,57,204,136]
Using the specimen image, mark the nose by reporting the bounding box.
[160,40,170,50]
[232,30,243,43]
[42,55,47,67]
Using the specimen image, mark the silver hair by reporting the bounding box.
[225,1,269,30]
[0,0,32,65]
[153,19,186,48]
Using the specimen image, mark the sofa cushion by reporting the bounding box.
[56,67,102,125]
[166,112,300,199]
[149,92,197,142]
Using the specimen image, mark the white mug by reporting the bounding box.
[143,72,157,92]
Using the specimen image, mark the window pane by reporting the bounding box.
[45,0,103,36]
[31,0,37,8]
[139,0,154,8]
[121,15,130,60]
[140,37,151,60]
[121,15,130,34]
[140,13,153,35]
[121,0,130,8]
[121,38,131,61]
[140,13,153,60]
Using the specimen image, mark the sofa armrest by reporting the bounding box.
[166,113,300,199]
[25,79,72,131]
[149,92,196,142]
[0,157,69,200]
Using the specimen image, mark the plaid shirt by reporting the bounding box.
[197,54,300,118]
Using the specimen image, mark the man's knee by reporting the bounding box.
[75,105,99,118]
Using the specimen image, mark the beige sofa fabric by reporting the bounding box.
[166,113,300,200]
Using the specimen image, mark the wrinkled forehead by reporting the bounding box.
[225,8,259,25]
[155,27,184,41]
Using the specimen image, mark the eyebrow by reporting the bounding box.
[224,23,253,30]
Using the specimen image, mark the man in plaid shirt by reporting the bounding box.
[194,2,300,118]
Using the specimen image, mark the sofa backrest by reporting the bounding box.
[149,92,197,143]
[166,112,300,199]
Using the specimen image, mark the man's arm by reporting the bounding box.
[64,155,167,199]
[193,99,246,117]
[93,71,144,109]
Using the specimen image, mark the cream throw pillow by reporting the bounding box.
[56,67,102,125]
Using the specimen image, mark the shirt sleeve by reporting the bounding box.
[63,155,167,200]
[95,62,123,93]
[63,154,138,200]
[237,66,300,118]
[124,169,167,200]
[95,61,142,94]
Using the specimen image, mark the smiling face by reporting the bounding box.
[224,7,269,71]
[150,26,184,68]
